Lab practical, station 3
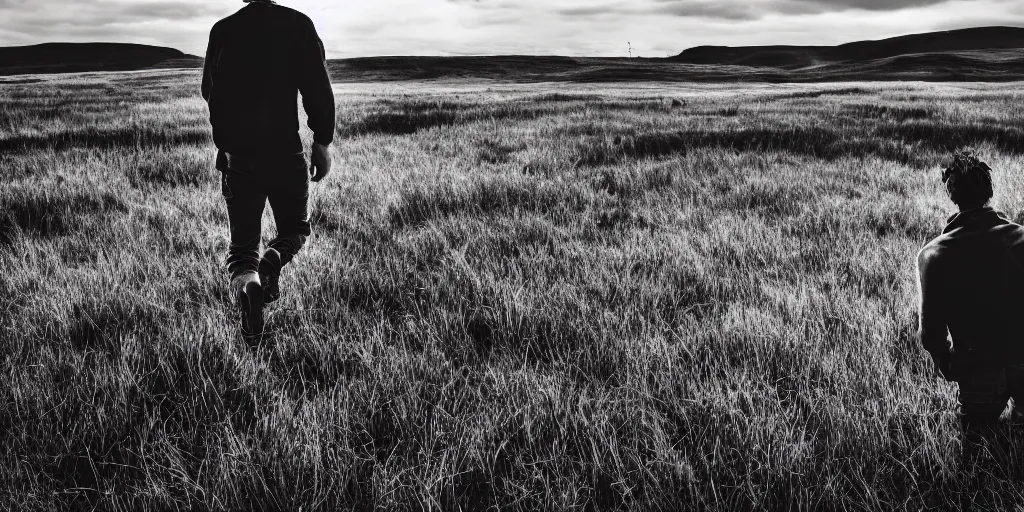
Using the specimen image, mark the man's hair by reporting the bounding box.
[942,151,993,209]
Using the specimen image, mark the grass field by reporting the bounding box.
[3,70,1024,510]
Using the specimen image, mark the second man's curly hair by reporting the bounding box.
[942,151,993,209]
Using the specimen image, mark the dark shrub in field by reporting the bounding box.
[576,126,925,167]
[476,138,524,164]
[343,109,463,136]
[0,188,127,243]
[846,104,934,121]
[721,179,815,219]
[773,87,868,100]
[128,150,214,188]
[577,118,1024,167]
[341,99,550,136]
[878,120,1024,156]
[388,177,586,228]
[530,92,604,103]
[63,296,167,356]
[0,126,209,152]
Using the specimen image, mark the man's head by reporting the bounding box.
[942,151,993,211]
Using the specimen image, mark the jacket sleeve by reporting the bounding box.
[917,247,950,358]
[201,25,218,103]
[297,19,336,146]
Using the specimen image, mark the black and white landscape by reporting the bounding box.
[3,3,1024,511]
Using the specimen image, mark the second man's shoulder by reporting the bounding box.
[998,220,1024,248]
[917,238,946,269]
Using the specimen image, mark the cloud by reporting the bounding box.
[118,2,225,20]
[791,0,953,11]
[558,2,756,20]
[0,0,234,54]
[553,0,969,25]
[651,2,757,19]
[931,17,1024,31]
[0,0,1021,58]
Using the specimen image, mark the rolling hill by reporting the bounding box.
[4,27,1024,81]
[327,26,1024,82]
[0,43,202,76]
[670,26,1024,68]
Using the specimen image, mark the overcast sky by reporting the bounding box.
[0,0,1022,58]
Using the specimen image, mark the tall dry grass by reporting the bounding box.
[3,72,1024,510]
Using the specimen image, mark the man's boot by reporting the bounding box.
[259,248,283,304]
[232,272,264,337]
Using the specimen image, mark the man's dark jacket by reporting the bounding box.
[201,1,335,169]
[918,207,1024,379]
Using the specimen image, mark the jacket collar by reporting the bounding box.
[943,206,1010,235]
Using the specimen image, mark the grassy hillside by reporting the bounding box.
[4,70,1024,510]
[329,26,1024,82]
[0,43,202,76]
[325,50,1024,82]
[671,26,1024,67]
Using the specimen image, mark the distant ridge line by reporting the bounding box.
[0,42,202,76]
[670,26,1024,68]
[4,27,1024,82]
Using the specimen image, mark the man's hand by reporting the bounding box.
[310,143,332,183]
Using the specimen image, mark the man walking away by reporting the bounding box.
[918,152,1024,435]
[202,0,335,338]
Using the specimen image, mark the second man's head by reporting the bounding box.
[942,151,993,211]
